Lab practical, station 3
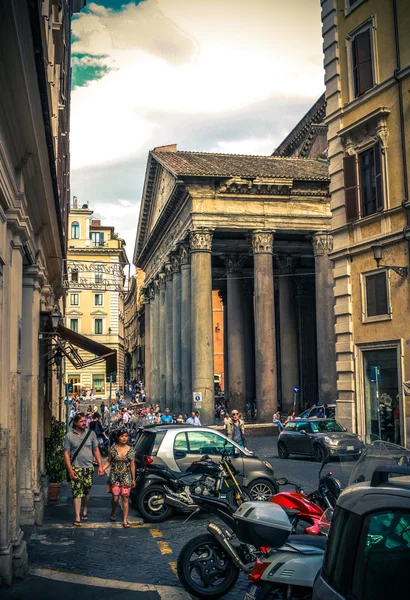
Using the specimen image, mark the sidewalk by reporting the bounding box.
[1,472,189,600]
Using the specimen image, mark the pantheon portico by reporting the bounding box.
[134,146,336,424]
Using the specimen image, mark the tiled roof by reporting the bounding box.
[151,150,329,181]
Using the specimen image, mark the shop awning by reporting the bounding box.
[57,324,117,375]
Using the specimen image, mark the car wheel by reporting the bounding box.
[277,442,289,459]
[313,444,327,463]
[247,479,278,501]
[136,484,175,523]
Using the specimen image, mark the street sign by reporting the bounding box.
[293,386,300,393]
[370,366,381,383]
[193,391,202,409]
[106,374,117,383]
[67,383,73,393]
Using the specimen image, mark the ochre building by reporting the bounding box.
[322,0,410,445]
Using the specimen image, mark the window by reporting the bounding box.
[71,221,80,239]
[94,318,103,334]
[352,28,373,97]
[360,143,383,216]
[71,269,79,283]
[365,272,388,317]
[91,232,104,247]
[186,431,234,455]
[95,265,104,284]
[70,293,79,306]
[174,432,189,453]
[92,374,105,394]
[70,318,78,332]
[351,511,410,600]
[295,421,311,433]
[284,422,296,431]
[94,293,103,306]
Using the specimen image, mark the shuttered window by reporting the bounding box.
[360,143,383,217]
[365,272,388,317]
[352,29,373,97]
[344,155,358,221]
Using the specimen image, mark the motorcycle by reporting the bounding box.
[270,457,341,535]
[135,453,251,523]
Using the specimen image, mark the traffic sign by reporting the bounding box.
[293,386,300,393]
[193,391,202,409]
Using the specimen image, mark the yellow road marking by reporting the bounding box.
[157,540,173,555]
[169,561,178,578]
[150,528,163,538]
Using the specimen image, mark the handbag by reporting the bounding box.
[66,429,92,482]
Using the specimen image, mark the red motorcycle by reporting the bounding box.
[270,460,341,535]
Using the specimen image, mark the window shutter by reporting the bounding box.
[374,142,383,211]
[366,272,388,317]
[355,30,373,96]
[344,155,358,221]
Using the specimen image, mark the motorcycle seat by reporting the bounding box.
[286,535,327,551]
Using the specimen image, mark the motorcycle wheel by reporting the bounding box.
[247,479,278,501]
[136,484,175,523]
[177,533,240,598]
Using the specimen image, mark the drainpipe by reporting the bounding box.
[392,0,410,231]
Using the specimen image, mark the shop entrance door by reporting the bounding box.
[363,348,402,445]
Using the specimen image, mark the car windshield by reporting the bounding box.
[310,420,345,433]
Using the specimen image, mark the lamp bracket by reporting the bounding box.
[382,265,408,278]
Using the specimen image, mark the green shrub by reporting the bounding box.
[45,417,66,483]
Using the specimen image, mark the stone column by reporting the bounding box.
[251,230,277,422]
[164,262,174,410]
[312,233,337,405]
[276,255,299,414]
[218,290,229,399]
[222,254,247,415]
[242,282,256,406]
[180,245,192,415]
[190,229,214,425]
[144,290,151,403]
[20,266,44,527]
[150,282,160,404]
[171,252,182,416]
[158,273,166,406]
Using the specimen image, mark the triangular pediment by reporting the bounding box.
[90,310,108,316]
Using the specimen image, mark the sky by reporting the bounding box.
[70,0,325,264]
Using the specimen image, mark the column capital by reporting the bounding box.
[312,232,333,256]
[164,262,174,282]
[170,252,181,273]
[275,254,295,275]
[221,253,240,273]
[189,229,213,253]
[250,229,274,254]
[141,286,150,304]
[179,243,191,266]
[149,284,156,300]
[158,272,166,290]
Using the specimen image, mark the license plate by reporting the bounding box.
[244,583,259,599]
[346,445,354,451]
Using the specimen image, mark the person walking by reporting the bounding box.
[160,408,173,424]
[224,410,247,448]
[64,413,104,527]
[103,428,136,528]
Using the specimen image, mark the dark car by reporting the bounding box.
[131,424,279,504]
[277,419,364,462]
[298,404,336,419]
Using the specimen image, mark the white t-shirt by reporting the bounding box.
[122,412,130,424]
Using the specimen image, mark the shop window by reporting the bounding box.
[92,374,105,394]
[94,318,103,335]
[363,348,401,444]
[365,271,389,318]
[70,318,78,332]
[70,293,79,306]
[71,221,80,239]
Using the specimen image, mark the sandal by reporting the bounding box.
[73,521,81,527]
[81,512,88,521]
[123,522,130,528]
[110,514,117,522]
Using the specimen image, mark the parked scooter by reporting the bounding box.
[271,457,341,535]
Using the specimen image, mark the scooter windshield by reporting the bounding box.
[348,440,410,487]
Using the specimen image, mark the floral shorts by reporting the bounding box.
[71,467,94,498]
[107,483,131,497]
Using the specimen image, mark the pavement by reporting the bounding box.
[1,436,354,600]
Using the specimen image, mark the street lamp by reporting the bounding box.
[50,307,62,331]
[371,244,408,278]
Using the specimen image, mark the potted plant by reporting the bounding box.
[45,417,66,501]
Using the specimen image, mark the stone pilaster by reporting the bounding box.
[190,229,214,425]
[158,273,166,405]
[180,245,192,416]
[242,282,256,406]
[171,252,182,416]
[164,262,174,410]
[312,232,337,405]
[218,289,229,401]
[222,254,246,415]
[143,289,151,403]
[150,281,160,403]
[251,230,277,422]
[276,255,299,414]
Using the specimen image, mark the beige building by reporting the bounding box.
[64,200,128,398]
[124,270,145,382]
[0,0,85,585]
[321,0,410,445]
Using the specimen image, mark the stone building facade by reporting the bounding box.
[321,0,410,445]
[64,201,128,398]
[0,0,85,585]
[134,145,336,424]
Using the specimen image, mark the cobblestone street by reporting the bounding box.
[2,436,353,600]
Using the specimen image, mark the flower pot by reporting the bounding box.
[48,482,62,501]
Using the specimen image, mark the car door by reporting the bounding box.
[292,421,312,454]
[282,421,297,451]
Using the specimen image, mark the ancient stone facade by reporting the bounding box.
[134,145,336,423]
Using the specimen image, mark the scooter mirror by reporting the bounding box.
[277,477,288,486]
